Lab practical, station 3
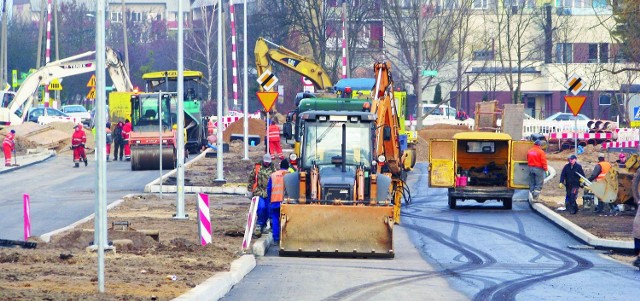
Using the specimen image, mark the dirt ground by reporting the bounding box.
[0,119,282,301]
[1,122,637,300]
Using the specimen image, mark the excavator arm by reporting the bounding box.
[0,47,132,127]
[254,37,332,91]
[372,62,402,176]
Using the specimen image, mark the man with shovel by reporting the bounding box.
[3,129,16,167]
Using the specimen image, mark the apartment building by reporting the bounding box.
[410,0,638,121]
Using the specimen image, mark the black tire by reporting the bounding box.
[632,169,640,205]
[448,196,457,209]
[503,198,513,210]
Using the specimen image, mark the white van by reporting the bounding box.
[415,103,458,120]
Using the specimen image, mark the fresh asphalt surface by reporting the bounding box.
[222,163,640,301]
[0,154,167,241]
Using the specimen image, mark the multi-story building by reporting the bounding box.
[390,1,638,122]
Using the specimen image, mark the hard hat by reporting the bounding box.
[262,154,272,163]
[619,153,626,158]
[598,153,605,158]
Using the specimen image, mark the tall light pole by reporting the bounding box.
[121,0,129,72]
[242,0,249,160]
[0,0,7,88]
[416,1,424,130]
[215,0,225,182]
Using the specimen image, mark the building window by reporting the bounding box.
[110,12,122,23]
[599,43,609,63]
[588,43,609,63]
[473,49,494,60]
[473,0,489,9]
[599,93,611,106]
[556,43,573,63]
[558,0,593,8]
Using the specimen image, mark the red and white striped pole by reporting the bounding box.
[229,0,239,110]
[44,0,52,107]
[242,196,259,252]
[197,193,212,246]
[23,194,31,241]
[341,5,347,79]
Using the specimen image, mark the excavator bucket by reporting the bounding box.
[279,204,394,258]
[587,169,619,203]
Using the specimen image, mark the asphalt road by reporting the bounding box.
[223,163,640,301]
[0,154,164,241]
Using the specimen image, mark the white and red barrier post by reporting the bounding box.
[23,194,31,241]
[197,193,212,246]
[242,196,260,252]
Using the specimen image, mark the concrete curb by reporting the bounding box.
[39,195,131,243]
[143,149,248,195]
[0,150,56,174]
[529,166,634,251]
[172,255,256,301]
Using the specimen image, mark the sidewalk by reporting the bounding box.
[530,166,634,252]
[0,150,56,174]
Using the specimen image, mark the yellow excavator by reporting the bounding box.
[255,37,333,91]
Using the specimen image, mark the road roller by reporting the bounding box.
[129,92,177,171]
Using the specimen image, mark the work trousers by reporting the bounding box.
[73,146,86,162]
[269,140,283,160]
[528,167,545,195]
[3,144,11,165]
[565,185,580,214]
[113,141,124,160]
[124,142,131,160]
[269,202,281,241]
[256,196,270,230]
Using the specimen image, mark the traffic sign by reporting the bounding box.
[256,91,279,111]
[563,74,586,95]
[422,70,438,77]
[256,70,278,91]
[634,106,640,120]
[48,78,62,91]
[86,74,96,87]
[564,95,587,116]
[12,70,17,89]
[86,87,96,100]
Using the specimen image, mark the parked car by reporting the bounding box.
[26,107,79,125]
[62,105,92,126]
[544,112,589,121]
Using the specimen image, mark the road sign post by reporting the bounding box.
[256,91,279,155]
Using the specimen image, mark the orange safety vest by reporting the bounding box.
[252,164,260,192]
[268,124,280,141]
[207,119,215,135]
[596,161,612,181]
[270,170,288,203]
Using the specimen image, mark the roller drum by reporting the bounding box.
[131,145,176,171]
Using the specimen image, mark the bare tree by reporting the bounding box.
[185,4,219,102]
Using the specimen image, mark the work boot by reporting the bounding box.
[84,158,88,167]
[74,162,79,168]
[5,163,10,167]
[253,227,262,238]
[272,240,279,247]
[633,257,640,268]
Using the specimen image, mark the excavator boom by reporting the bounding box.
[255,37,333,91]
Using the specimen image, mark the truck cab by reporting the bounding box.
[429,132,531,209]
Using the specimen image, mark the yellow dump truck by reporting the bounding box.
[429,132,532,209]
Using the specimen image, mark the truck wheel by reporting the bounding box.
[448,196,457,209]
[632,169,640,204]
[503,198,513,210]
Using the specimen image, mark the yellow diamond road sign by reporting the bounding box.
[48,78,62,91]
[563,74,587,96]
[86,87,96,100]
[256,70,278,91]
[86,74,96,87]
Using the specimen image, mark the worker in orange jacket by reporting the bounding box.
[267,159,291,246]
[71,124,88,168]
[589,153,613,213]
[3,129,16,167]
[267,119,284,160]
[122,119,132,161]
[526,140,548,200]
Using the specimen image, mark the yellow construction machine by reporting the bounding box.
[370,62,415,223]
[579,153,640,210]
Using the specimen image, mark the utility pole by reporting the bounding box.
[342,0,350,78]
[416,1,424,130]
[0,0,7,88]
[121,0,129,72]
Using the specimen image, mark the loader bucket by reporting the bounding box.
[131,145,176,171]
[279,204,394,258]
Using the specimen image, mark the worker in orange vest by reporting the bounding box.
[3,129,16,167]
[122,119,132,161]
[267,159,291,246]
[267,119,284,160]
[589,153,613,213]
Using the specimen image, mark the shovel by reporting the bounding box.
[12,146,20,167]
